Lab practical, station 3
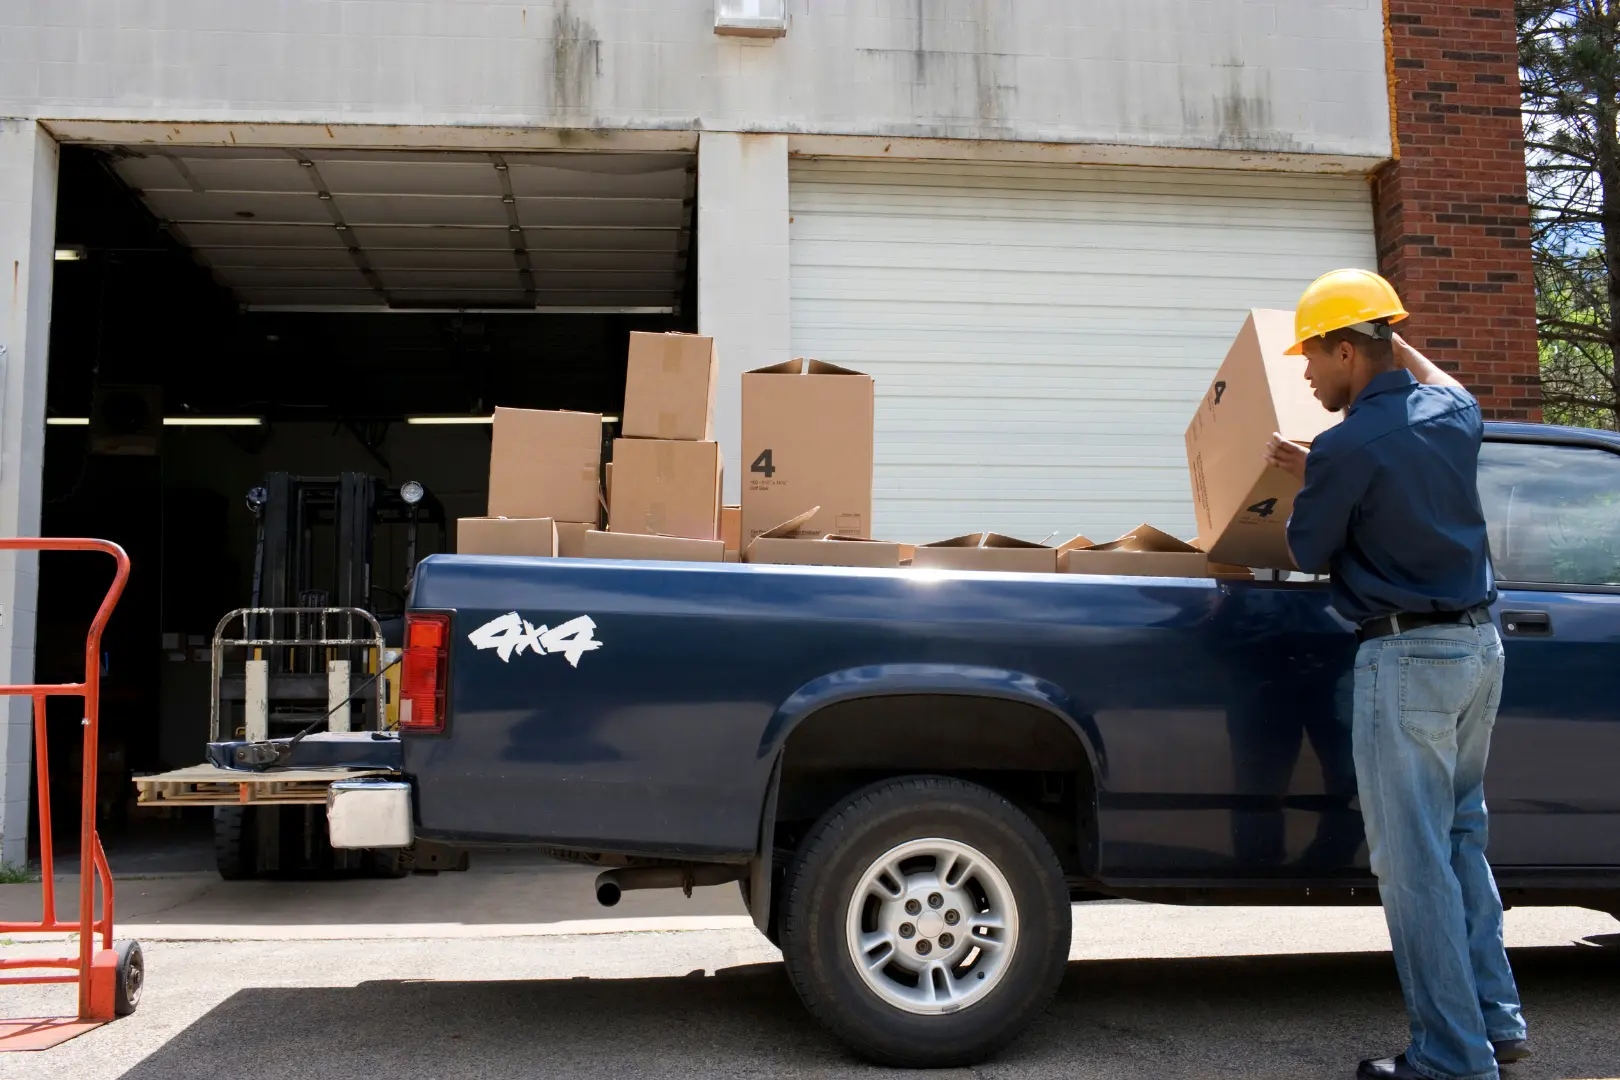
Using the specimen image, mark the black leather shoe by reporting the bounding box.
[1357,1054,1426,1080]
[1494,1038,1532,1064]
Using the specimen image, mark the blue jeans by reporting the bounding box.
[1352,621,1526,1080]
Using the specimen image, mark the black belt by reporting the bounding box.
[1357,606,1491,643]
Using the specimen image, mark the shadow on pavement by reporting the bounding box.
[114,944,1620,1080]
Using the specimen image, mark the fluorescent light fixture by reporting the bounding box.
[54,245,87,262]
[163,417,264,427]
[51,416,264,427]
[407,414,620,425]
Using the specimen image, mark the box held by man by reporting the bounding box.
[1185,309,1340,569]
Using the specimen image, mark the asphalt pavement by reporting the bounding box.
[2,864,1616,1079]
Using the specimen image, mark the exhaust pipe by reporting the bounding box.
[594,864,745,907]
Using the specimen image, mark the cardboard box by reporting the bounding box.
[608,438,722,540]
[912,533,1063,574]
[581,530,726,563]
[623,332,718,441]
[555,521,593,558]
[720,506,742,553]
[1185,310,1341,569]
[1060,524,1253,580]
[741,358,874,544]
[761,535,905,568]
[489,407,602,522]
[456,517,557,557]
[744,508,904,567]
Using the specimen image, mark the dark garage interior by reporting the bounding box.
[35,143,697,854]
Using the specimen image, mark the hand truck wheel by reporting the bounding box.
[114,939,144,1016]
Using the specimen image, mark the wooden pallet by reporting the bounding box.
[133,764,394,806]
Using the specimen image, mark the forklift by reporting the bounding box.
[208,472,444,878]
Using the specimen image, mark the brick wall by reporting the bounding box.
[1376,0,1539,420]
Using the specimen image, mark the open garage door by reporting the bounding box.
[38,142,696,862]
[788,158,1377,543]
[106,146,692,312]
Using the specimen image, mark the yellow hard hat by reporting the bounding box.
[1284,268,1409,355]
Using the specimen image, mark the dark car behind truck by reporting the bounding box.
[329,421,1620,1066]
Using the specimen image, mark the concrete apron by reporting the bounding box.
[1,862,1613,954]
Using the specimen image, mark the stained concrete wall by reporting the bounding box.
[1,1,1390,159]
[0,120,56,867]
[697,132,790,504]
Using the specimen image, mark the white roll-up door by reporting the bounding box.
[788,158,1377,544]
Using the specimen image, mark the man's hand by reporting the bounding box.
[1391,331,1463,389]
[1264,432,1308,482]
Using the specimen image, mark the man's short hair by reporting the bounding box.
[1319,325,1396,369]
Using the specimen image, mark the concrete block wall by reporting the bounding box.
[0,1,1392,160]
[697,132,790,505]
[0,120,56,867]
[1375,0,1539,420]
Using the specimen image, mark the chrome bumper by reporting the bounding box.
[326,778,414,849]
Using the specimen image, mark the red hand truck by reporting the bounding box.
[0,538,141,1051]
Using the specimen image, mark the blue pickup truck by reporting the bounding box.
[297,421,1620,1067]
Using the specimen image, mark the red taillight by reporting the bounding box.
[400,613,449,733]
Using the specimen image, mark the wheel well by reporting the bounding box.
[773,694,1098,878]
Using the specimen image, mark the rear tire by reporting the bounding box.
[212,807,256,880]
[779,776,1070,1067]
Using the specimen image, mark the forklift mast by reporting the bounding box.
[211,471,443,880]
[254,472,379,613]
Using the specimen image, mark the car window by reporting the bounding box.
[1478,441,1620,586]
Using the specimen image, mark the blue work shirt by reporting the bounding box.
[1286,369,1496,625]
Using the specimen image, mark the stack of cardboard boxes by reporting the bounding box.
[587,333,726,562]
[457,406,603,558]
[457,307,1335,580]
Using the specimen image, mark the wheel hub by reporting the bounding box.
[845,837,1019,1015]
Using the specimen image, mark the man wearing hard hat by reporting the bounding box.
[1264,269,1529,1080]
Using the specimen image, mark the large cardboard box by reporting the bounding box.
[555,521,593,558]
[622,332,718,441]
[1185,310,1341,569]
[581,530,726,562]
[720,506,742,553]
[456,517,557,557]
[912,533,1064,574]
[1061,524,1252,580]
[744,508,903,567]
[608,438,722,540]
[741,359,874,544]
[488,407,602,522]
